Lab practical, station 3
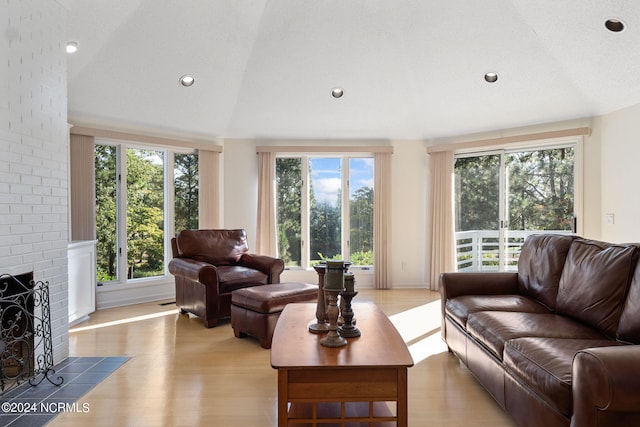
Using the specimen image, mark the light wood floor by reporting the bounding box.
[51,289,516,427]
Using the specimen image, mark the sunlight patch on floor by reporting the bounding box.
[388,300,445,364]
[69,309,179,333]
[407,332,447,363]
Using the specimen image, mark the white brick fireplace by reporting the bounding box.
[1,0,69,364]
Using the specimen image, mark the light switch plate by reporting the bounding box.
[606,213,615,224]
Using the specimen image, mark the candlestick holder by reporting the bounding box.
[320,288,347,347]
[338,290,360,338]
[308,264,329,334]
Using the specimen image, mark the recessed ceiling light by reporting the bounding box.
[484,72,498,83]
[66,41,78,54]
[179,75,195,87]
[331,87,344,98]
[605,18,625,32]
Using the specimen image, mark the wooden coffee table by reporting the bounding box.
[271,302,414,426]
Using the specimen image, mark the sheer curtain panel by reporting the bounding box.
[256,151,277,255]
[428,150,455,290]
[373,152,392,289]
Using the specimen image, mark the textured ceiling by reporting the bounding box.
[61,0,640,141]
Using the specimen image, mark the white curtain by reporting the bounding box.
[256,151,277,255]
[428,150,455,290]
[374,152,392,289]
[198,149,221,229]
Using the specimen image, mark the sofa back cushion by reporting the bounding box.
[556,239,638,338]
[617,259,640,343]
[517,234,576,309]
[175,229,249,266]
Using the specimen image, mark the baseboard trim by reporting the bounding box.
[96,279,174,310]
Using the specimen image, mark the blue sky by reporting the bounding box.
[310,157,373,206]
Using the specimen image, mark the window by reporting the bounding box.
[454,144,576,272]
[174,153,199,231]
[276,156,374,269]
[95,145,118,282]
[126,148,165,279]
[95,142,198,284]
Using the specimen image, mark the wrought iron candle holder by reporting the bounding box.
[320,261,347,347]
[339,272,353,326]
[309,261,352,334]
[320,288,347,347]
[339,289,360,338]
[308,264,329,334]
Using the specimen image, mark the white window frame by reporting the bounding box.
[276,154,374,271]
[95,138,197,286]
[453,137,583,271]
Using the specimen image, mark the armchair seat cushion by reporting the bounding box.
[217,266,268,293]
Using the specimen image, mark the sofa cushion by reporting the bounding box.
[445,295,551,327]
[556,239,638,338]
[517,234,576,310]
[217,266,267,293]
[176,229,249,266]
[467,311,607,360]
[618,260,640,343]
[504,337,625,417]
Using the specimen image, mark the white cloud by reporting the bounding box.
[313,177,341,205]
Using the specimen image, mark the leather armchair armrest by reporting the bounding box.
[571,345,640,427]
[168,258,219,285]
[439,272,519,300]
[240,254,285,283]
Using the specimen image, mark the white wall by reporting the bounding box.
[582,116,602,239]
[222,141,259,236]
[1,0,69,363]
[600,103,640,243]
[389,140,428,287]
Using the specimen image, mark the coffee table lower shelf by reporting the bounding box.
[288,401,396,426]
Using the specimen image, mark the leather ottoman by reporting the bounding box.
[231,282,318,349]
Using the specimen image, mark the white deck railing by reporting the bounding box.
[455,230,573,272]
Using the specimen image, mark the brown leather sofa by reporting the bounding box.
[440,234,640,427]
[168,229,284,328]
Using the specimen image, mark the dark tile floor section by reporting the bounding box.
[0,356,129,427]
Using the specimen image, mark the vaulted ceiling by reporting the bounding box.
[61,0,640,141]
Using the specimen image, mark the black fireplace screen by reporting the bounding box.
[0,273,63,395]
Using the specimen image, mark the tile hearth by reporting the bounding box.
[0,356,128,427]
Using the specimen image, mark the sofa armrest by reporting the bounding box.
[571,345,640,427]
[168,258,219,285]
[240,254,285,283]
[439,272,519,300]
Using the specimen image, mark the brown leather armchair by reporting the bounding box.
[168,229,284,328]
